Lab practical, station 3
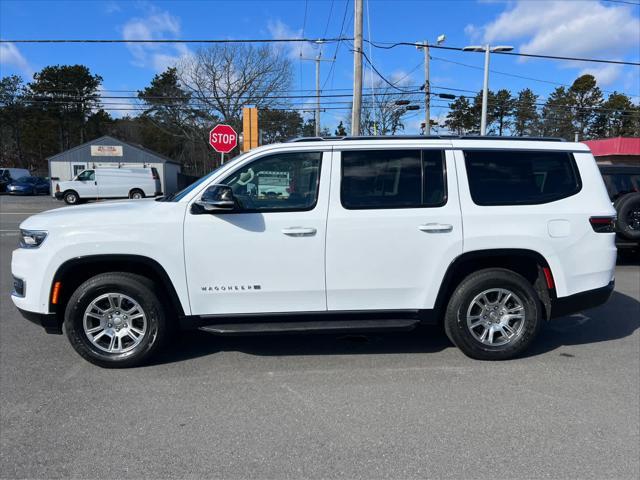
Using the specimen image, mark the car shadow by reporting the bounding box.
[149,291,639,366]
[524,290,640,357]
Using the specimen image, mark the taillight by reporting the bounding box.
[589,216,615,233]
[55,183,60,192]
[152,170,159,180]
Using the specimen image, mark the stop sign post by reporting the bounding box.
[209,124,238,164]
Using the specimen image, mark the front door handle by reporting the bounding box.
[419,223,453,233]
[282,227,317,237]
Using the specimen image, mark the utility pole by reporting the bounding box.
[351,0,363,135]
[423,41,430,135]
[416,35,445,135]
[301,43,334,136]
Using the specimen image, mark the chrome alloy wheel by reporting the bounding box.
[466,288,526,347]
[83,293,147,354]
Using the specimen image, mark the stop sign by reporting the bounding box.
[209,124,238,153]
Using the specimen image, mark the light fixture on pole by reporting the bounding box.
[416,34,446,135]
[462,44,513,135]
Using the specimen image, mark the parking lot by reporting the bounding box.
[0,195,638,479]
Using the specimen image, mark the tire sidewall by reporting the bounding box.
[130,190,143,199]
[615,193,640,240]
[445,269,541,360]
[64,274,165,367]
[64,191,78,205]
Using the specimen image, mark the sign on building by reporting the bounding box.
[91,145,123,157]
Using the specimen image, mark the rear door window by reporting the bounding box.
[341,149,446,209]
[463,150,581,206]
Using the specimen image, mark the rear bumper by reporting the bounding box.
[54,192,64,200]
[551,281,615,319]
[16,308,62,334]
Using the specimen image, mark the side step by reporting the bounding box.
[199,319,419,335]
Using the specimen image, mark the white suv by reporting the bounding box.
[11,136,616,367]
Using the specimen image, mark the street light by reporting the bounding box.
[463,44,514,135]
[416,34,446,135]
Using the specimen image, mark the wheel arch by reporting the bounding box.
[50,254,185,328]
[433,249,554,321]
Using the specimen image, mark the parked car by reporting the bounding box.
[5,176,50,196]
[53,167,162,205]
[0,168,31,193]
[598,164,640,250]
[12,136,616,367]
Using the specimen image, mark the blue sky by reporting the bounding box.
[1,0,639,133]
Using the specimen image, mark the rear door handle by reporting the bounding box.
[282,227,317,237]
[418,223,453,233]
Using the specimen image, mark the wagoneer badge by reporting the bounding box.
[201,285,262,292]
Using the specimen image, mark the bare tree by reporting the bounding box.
[354,81,415,135]
[179,44,293,131]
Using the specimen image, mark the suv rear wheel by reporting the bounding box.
[64,272,167,368]
[444,268,542,360]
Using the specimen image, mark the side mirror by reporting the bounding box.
[193,184,235,213]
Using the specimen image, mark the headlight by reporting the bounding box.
[19,229,48,249]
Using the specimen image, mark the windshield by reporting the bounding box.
[16,176,33,183]
[160,153,248,202]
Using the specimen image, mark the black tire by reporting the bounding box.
[129,189,144,199]
[615,193,640,241]
[63,190,79,205]
[64,272,167,368]
[444,268,542,360]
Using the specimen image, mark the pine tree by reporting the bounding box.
[569,74,603,140]
[513,88,539,136]
[492,89,515,136]
[541,87,575,140]
[444,97,474,134]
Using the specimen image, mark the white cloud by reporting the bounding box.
[0,42,33,77]
[267,19,317,59]
[579,64,624,87]
[121,9,190,71]
[468,1,640,60]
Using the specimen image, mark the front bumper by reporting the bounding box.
[6,188,30,195]
[550,281,615,318]
[16,308,62,334]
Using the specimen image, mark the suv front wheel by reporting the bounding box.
[64,272,167,368]
[444,268,542,360]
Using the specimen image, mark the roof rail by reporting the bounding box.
[286,135,566,143]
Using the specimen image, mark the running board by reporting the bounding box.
[198,319,419,335]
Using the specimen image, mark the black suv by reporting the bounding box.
[598,164,640,250]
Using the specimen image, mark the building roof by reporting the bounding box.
[583,137,640,157]
[47,135,181,165]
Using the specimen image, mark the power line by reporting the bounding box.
[602,0,640,5]
[322,0,336,39]
[430,55,640,99]
[3,36,637,66]
[0,37,349,44]
[321,0,351,91]
[364,39,640,66]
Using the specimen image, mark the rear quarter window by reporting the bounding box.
[463,150,581,206]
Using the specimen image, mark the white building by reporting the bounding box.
[48,135,182,194]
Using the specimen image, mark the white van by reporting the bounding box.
[54,167,162,204]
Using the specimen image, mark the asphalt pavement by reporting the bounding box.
[1,195,639,479]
